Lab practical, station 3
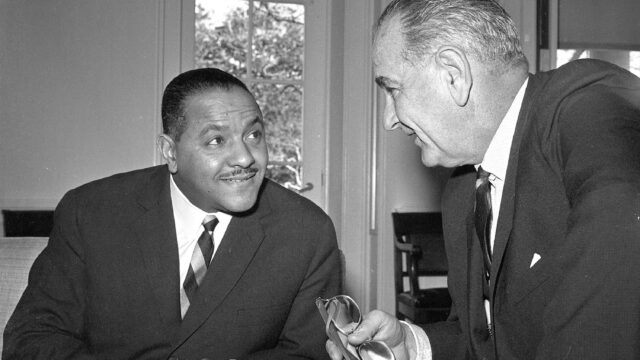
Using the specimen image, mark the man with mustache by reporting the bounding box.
[4,68,341,359]
[327,0,640,359]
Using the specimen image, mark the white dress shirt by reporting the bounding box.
[169,176,232,294]
[411,78,529,360]
[477,78,529,251]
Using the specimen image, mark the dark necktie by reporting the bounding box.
[475,167,493,285]
[181,215,218,317]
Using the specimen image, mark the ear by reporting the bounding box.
[158,134,178,173]
[435,46,472,106]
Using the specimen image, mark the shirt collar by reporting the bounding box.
[478,78,529,181]
[169,175,232,242]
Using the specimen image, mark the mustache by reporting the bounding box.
[219,168,259,178]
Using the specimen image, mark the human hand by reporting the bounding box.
[325,310,413,360]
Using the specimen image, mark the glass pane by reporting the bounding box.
[195,0,249,76]
[556,49,640,77]
[250,82,303,187]
[632,53,640,77]
[266,163,303,191]
[252,1,304,81]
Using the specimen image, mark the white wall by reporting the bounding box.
[0,0,164,211]
[498,0,538,73]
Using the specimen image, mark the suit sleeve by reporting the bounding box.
[2,191,96,360]
[535,87,640,358]
[241,211,342,360]
[421,299,467,360]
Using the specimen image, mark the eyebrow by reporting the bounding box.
[198,123,226,138]
[197,116,263,138]
[245,116,264,132]
[375,76,393,90]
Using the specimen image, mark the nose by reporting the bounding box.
[229,139,256,168]
[382,97,399,131]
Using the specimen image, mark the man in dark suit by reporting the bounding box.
[4,68,341,359]
[327,1,640,359]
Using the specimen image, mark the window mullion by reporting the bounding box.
[246,0,255,85]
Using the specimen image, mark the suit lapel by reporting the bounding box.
[173,199,268,347]
[130,167,182,329]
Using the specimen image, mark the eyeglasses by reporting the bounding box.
[315,295,395,360]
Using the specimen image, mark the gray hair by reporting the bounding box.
[376,0,528,71]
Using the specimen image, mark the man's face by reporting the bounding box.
[373,18,477,168]
[162,86,268,213]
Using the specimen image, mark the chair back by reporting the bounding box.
[2,210,54,237]
[391,212,448,293]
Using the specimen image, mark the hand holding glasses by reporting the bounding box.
[316,295,396,360]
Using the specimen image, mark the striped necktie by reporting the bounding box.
[181,215,218,318]
[475,167,493,283]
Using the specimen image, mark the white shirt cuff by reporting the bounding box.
[400,321,432,360]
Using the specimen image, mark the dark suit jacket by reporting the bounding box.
[424,60,640,360]
[3,165,341,360]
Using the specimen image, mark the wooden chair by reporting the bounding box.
[392,212,451,324]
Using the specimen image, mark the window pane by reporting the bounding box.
[195,0,249,76]
[251,2,304,81]
[556,49,640,77]
[632,53,640,77]
[266,163,303,191]
[250,82,303,165]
